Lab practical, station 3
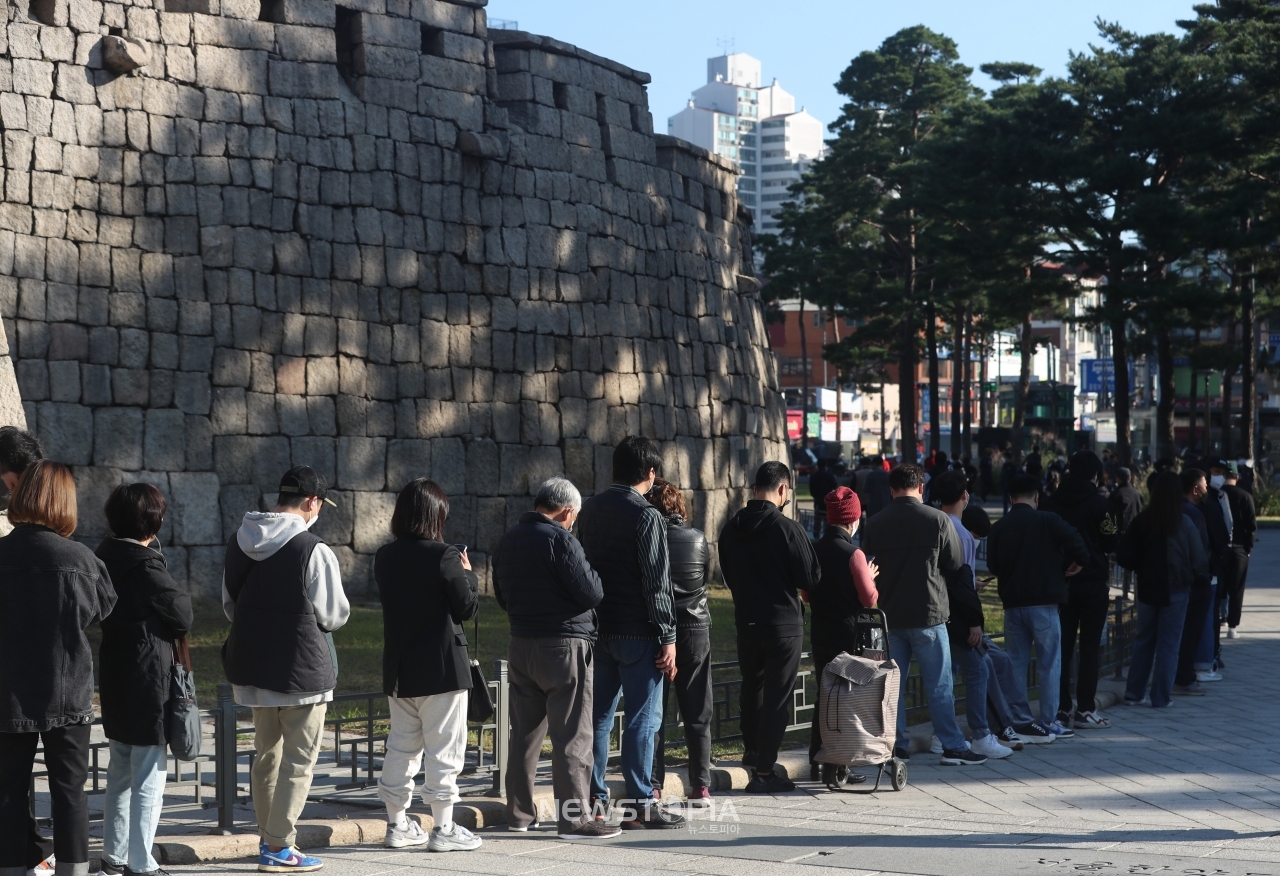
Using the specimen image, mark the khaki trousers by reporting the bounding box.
[250,703,327,848]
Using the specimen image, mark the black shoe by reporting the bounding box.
[741,750,758,767]
[809,763,822,782]
[1013,722,1054,745]
[99,864,125,876]
[1056,710,1072,726]
[559,820,623,840]
[997,726,1025,751]
[620,804,685,830]
[893,746,911,761]
[940,747,987,766]
[745,772,796,794]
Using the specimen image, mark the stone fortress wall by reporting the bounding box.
[0,0,787,597]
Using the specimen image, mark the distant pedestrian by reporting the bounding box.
[1108,468,1143,534]
[862,464,982,765]
[1171,469,1216,697]
[808,486,881,778]
[97,484,194,876]
[1040,451,1120,730]
[987,474,1089,739]
[374,479,483,853]
[492,478,618,841]
[1221,464,1256,639]
[808,459,838,539]
[1118,472,1209,708]
[577,438,683,829]
[222,466,350,872]
[0,461,115,876]
[858,456,892,519]
[719,461,821,791]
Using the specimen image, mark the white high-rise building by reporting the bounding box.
[668,52,824,233]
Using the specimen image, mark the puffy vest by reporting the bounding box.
[222,530,337,694]
[578,486,657,639]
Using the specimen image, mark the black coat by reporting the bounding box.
[493,512,602,639]
[718,500,819,638]
[1224,484,1257,551]
[861,497,963,630]
[988,505,1090,609]
[97,538,194,746]
[666,517,710,628]
[810,527,862,654]
[0,524,116,733]
[1040,478,1120,601]
[375,538,478,698]
[945,565,984,650]
[1108,484,1144,533]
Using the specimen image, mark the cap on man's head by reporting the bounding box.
[1226,461,1239,478]
[1206,457,1230,472]
[278,465,337,506]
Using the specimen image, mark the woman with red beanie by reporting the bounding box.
[806,486,879,778]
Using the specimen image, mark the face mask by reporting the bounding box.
[1209,475,1225,490]
[305,512,319,529]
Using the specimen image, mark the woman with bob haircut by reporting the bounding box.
[373,478,481,853]
[0,461,116,875]
[96,483,194,876]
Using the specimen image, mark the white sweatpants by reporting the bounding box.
[376,689,468,825]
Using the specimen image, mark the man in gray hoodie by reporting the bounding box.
[222,466,350,872]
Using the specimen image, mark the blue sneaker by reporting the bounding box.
[1041,719,1074,739]
[258,847,323,872]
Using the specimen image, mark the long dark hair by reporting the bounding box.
[1144,471,1184,541]
[389,478,449,541]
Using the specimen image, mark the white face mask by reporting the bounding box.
[305,510,319,529]
[1209,475,1225,490]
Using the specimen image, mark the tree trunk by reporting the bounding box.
[1241,269,1256,460]
[1156,327,1176,461]
[1009,311,1034,464]
[1188,369,1198,454]
[899,312,918,463]
[962,309,973,456]
[950,302,964,459]
[1110,302,1133,465]
[927,300,940,456]
[830,307,842,450]
[1222,362,1233,459]
[798,296,810,448]
[979,335,989,428]
[1202,373,1211,454]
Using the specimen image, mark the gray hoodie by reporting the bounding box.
[222,511,350,706]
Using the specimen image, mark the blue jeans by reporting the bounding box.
[1125,591,1190,708]
[591,636,664,804]
[951,645,989,738]
[888,624,966,752]
[983,637,1035,728]
[103,742,167,872]
[1004,605,1062,724]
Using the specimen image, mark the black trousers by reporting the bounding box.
[652,627,714,791]
[1175,585,1213,687]
[0,724,91,870]
[808,647,838,764]
[1059,598,1109,714]
[1223,546,1250,628]
[737,632,802,774]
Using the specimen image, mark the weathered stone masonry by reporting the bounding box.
[0,0,787,597]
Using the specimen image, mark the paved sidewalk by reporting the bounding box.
[168,531,1280,876]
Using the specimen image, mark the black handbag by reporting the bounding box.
[166,637,202,761]
[467,614,494,723]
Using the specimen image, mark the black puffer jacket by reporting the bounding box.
[666,516,711,628]
[0,524,116,733]
[97,538,194,746]
[1040,477,1120,602]
[493,512,603,640]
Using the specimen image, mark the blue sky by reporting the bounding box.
[486,0,1202,131]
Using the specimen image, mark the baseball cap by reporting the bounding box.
[278,465,337,507]
[1206,457,1230,472]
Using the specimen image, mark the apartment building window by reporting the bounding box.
[779,357,809,376]
[763,162,793,173]
[740,193,757,205]
[738,177,757,191]
[762,193,790,202]
[740,162,756,175]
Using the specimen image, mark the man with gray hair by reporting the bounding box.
[492,478,619,841]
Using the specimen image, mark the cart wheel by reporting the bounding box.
[890,760,908,791]
[822,763,848,788]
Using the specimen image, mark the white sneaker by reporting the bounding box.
[1227,627,1239,639]
[429,824,483,852]
[1196,670,1223,682]
[969,733,1014,759]
[28,856,55,876]
[928,735,943,754]
[385,819,429,849]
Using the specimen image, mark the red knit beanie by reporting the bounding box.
[825,486,861,525]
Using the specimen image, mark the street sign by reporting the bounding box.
[1079,358,1134,394]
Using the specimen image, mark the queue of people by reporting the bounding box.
[0,422,1264,873]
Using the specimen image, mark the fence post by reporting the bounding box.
[491,660,509,799]
[211,682,238,835]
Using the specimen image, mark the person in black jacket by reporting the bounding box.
[375,478,483,853]
[1108,467,1143,601]
[645,480,714,806]
[1221,464,1256,637]
[1039,451,1119,730]
[97,484,193,876]
[987,474,1089,738]
[492,478,618,842]
[0,461,115,876]
[719,461,821,792]
[808,459,838,538]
